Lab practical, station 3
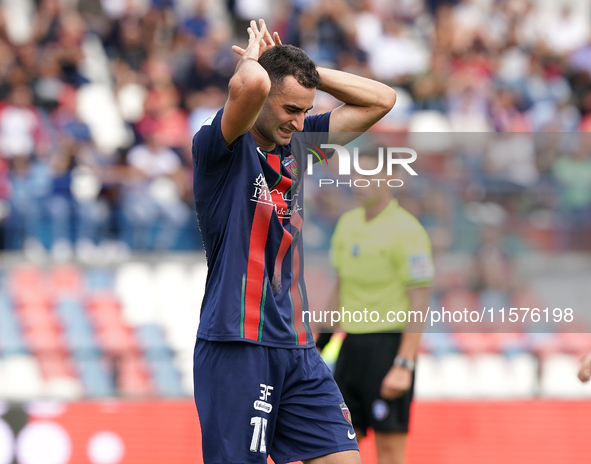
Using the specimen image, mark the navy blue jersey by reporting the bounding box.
[192,108,331,348]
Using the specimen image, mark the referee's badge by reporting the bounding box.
[372,399,390,421]
[351,244,360,257]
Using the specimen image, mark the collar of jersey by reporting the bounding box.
[363,199,399,225]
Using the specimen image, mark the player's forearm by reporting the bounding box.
[317,67,396,114]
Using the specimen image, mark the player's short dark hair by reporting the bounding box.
[258,45,321,89]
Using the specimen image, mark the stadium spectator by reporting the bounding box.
[552,142,591,250]
[0,0,590,255]
[0,86,45,159]
[541,4,590,56]
[6,154,51,254]
[121,121,189,250]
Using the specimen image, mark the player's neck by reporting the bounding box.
[250,127,276,152]
[364,196,391,222]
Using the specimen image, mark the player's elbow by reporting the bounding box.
[377,86,397,115]
[229,69,271,102]
[247,71,272,97]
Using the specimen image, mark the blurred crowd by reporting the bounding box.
[0,0,590,261]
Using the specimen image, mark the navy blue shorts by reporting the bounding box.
[193,339,359,464]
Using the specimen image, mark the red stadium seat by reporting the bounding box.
[86,292,121,312]
[96,326,139,355]
[117,355,153,396]
[13,293,52,308]
[24,326,68,355]
[49,264,84,297]
[9,265,44,294]
[16,303,60,331]
[86,292,126,332]
[453,333,498,355]
[36,353,76,380]
[88,304,126,332]
[556,333,591,357]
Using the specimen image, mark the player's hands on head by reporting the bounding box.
[232,19,282,60]
[380,365,412,400]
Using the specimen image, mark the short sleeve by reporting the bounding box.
[304,111,331,133]
[395,221,435,288]
[192,107,236,174]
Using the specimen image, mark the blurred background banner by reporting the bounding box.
[0,0,591,462]
[1,399,590,464]
[0,399,202,464]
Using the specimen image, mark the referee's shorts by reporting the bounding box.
[333,332,415,435]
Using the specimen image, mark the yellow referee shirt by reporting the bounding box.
[330,199,434,333]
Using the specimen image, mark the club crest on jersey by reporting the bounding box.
[340,403,352,426]
[282,155,299,178]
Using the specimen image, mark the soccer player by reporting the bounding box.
[191,19,396,464]
[579,351,591,382]
[320,154,433,464]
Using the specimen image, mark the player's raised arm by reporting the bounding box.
[220,20,276,147]
[317,68,397,143]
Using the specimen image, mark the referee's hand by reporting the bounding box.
[380,366,412,400]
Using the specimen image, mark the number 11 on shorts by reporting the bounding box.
[250,416,268,453]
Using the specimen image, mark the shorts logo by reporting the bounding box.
[253,400,272,413]
[254,384,274,413]
[340,403,352,426]
[372,399,390,421]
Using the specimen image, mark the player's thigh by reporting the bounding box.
[303,449,361,464]
[193,339,282,464]
[374,431,407,464]
[271,348,358,464]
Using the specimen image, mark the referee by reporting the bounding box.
[318,155,434,464]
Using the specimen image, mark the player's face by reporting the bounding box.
[254,75,316,148]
